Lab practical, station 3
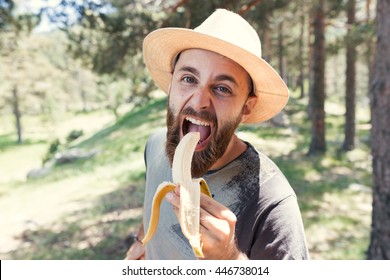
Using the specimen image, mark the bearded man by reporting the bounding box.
[125,9,309,260]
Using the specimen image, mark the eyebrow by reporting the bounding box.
[177,66,200,77]
[178,66,239,86]
[214,74,238,86]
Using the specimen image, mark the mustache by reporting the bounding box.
[181,107,217,127]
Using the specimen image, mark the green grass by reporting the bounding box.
[0,98,167,259]
[0,94,372,260]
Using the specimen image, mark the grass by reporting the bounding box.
[0,99,166,259]
[0,94,373,260]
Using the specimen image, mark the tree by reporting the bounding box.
[298,10,306,99]
[44,0,164,108]
[367,0,390,260]
[45,0,289,109]
[0,0,18,60]
[341,0,357,151]
[308,0,326,155]
[0,0,40,143]
[0,34,69,143]
[364,0,375,79]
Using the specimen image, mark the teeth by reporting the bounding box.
[186,117,210,127]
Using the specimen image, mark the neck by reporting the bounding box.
[210,134,247,171]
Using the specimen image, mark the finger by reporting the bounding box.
[166,190,236,232]
[199,224,214,245]
[199,207,231,236]
[200,193,237,224]
[165,191,180,219]
[124,243,145,260]
[165,190,180,208]
[198,220,236,259]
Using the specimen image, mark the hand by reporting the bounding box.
[124,237,145,260]
[166,188,247,260]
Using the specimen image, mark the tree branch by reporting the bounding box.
[238,0,263,15]
[161,0,190,27]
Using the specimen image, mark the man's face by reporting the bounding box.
[166,49,254,177]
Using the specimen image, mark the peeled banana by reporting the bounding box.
[142,132,212,258]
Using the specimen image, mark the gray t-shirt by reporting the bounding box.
[143,128,309,259]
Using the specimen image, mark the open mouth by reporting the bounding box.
[182,116,212,148]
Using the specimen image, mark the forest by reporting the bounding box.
[0,0,389,260]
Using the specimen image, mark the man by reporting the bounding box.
[125,9,309,260]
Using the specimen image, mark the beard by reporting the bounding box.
[166,100,243,178]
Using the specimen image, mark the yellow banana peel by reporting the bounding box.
[142,132,211,258]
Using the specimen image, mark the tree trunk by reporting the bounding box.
[81,89,88,113]
[342,0,357,151]
[262,20,272,63]
[12,85,22,144]
[278,20,286,83]
[367,0,390,260]
[365,0,375,100]
[298,12,305,99]
[308,0,326,155]
[307,7,314,118]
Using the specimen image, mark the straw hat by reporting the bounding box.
[143,9,289,123]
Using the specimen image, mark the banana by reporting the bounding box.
[141,132,211,258]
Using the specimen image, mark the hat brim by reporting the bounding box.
[143,28,289,123]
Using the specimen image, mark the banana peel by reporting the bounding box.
[142,132,212,258]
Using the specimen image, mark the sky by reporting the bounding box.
[14,0,63,33]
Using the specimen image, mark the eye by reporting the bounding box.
[182,76,196,84]
[214,85,232,95]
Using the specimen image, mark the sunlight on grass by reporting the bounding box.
[0,99,166,259]
[0,143,47,186]
[305,189,371,259]
[0,158,145,258]
[237,127,297,156]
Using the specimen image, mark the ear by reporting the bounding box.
[240,95,257,123]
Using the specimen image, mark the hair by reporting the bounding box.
[248,78,255,97]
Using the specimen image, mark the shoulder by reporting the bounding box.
[236,143,298,218]
[145,128,166,156]
[251,146,285,186]
[147,127,167,146]
[250,145,296,201]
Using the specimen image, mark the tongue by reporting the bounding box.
[187,123,211,142]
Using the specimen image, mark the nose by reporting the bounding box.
[189,87,211,111]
